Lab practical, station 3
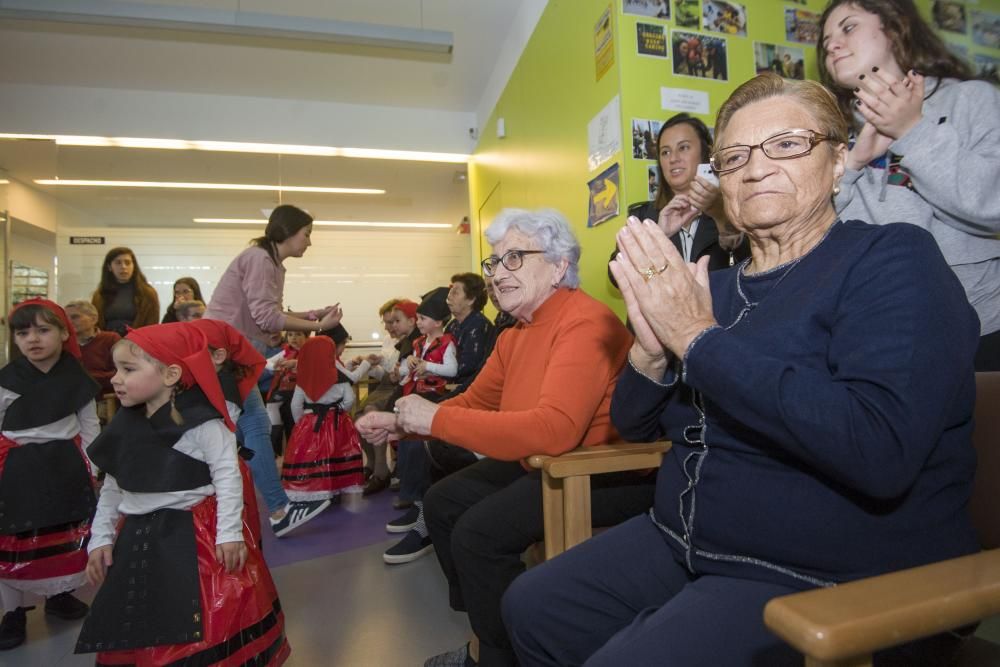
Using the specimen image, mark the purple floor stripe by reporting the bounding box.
[254,489,408,569]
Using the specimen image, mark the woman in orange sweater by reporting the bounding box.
[357,208,655,667]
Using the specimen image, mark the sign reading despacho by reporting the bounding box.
[69,236,105,245]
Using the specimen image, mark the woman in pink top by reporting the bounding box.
[206,204,343,538]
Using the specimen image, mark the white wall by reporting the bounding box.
[56,225,474,343]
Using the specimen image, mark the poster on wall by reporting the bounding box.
[623,0,670,19]
[754,42,805,80]
[595,5,615,80]
[932,1,967,34]
[632,118,662,159]
[975,53,1000,84]
[972,10,1000,49]
[674,0,700,28]
[702,0,748,37]
[587,163,620,228]
[588,95,623,171]
[647,164,660,201]
[945,40,969,61]
[785,7,820,45]
[636,22,669,57]
[672,31,729,81]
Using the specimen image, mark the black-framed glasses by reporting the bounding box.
[481,249,546,277]
[709,129,831,174]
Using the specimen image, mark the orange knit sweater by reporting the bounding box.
[430,288,632,462]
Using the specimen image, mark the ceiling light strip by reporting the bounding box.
[34,179,383,195]
[0,134,468,163]
[193,218,451,229]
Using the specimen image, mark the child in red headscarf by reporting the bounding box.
[76,323,290,666]
[281,332,364,503]
[0,299,99,650]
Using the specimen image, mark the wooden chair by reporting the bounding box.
[526,440,671,560]
[764,372,1000,666]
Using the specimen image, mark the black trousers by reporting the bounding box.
[975,328,1000,371]
[423,458,656,667]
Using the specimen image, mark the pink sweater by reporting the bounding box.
[205,246,288,344]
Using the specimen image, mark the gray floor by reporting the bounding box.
[0,539,470,667]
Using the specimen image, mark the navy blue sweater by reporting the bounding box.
[611,220,980,589]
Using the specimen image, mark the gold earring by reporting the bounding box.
[833,185,841,196]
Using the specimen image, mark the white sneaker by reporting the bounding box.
[270,499,331,537]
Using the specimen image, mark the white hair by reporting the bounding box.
[484,208,581,288]
[64,300,97,317]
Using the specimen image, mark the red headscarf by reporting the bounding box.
[9,298,81,359]
[125,322,236,431]
[295,336,340,402]
[187,319,266,402]
[394,300,418,321]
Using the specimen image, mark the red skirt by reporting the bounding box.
[281,410,364,501]
[95,497,290,667]
[0,434,91,586]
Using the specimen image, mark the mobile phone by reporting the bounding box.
[696,163,719,186]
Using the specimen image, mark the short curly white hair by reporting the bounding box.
[484,208,581,288]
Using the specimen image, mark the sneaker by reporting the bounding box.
[270,499,331,537]
[44,592,89,620]
[385,506,420,533]
[384,530,434,564]
[424,642,475,667]
[0,607,29,651]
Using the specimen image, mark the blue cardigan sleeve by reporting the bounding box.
[682,224,978,500]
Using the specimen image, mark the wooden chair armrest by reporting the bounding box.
[764,548,1000,663]
[527,441,670,478]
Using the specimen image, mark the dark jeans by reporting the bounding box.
[396,439,432,502]
[424,459,656,667]
[504,514,970,667]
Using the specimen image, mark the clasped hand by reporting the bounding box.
[609,217,717,364]
[848,69,924,169]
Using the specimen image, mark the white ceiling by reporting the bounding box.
[0,0,538,229]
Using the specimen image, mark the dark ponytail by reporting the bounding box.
[251,205,314,265]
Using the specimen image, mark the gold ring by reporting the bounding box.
[655,261,669,274]
[641,266,657,282]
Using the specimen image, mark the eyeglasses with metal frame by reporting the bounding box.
[481,249,546,277]
[709,129,832,175]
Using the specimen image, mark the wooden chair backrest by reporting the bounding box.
[970,372,1000,550]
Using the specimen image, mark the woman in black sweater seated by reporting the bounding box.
[506,74,979,667]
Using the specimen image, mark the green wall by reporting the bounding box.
[469,0,1000,320]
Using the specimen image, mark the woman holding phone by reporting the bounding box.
[611,113,747,284]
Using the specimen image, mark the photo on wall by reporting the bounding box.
[975,53,1000,85]
[623,0,670,19]
[672,30,729,81]
[674,0,700,28]
[648,165,660,201]
[971,10,1000,49]
[702,0,748,37]
[785,7,820,45]
[944,40,969,61]
[931,1,967,34]
[632,118,663,159]
[754,42,805,80]
[636,22,669,57]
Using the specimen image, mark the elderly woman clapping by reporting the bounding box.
[357,209,654,667]
[503,74,980,666]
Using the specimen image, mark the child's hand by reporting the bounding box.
[216,541,248,573]
[87,545,114,586]
[366,354,383,365]
[414,360,428,378]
